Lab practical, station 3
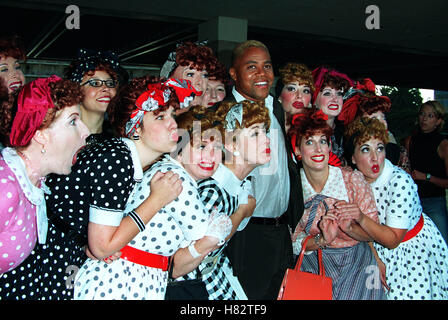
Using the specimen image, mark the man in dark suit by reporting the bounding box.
[223,40,304,299]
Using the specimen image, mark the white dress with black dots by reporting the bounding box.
[74,155,209,300]
[371,159,448,300]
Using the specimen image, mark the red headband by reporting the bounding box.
[338,78,391,126]
[10,75,62,147]
[125,78,201,137]
[312,66,353,103]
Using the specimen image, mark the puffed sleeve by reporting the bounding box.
[348,170,379,223]
[88,148,135,227]
[383,171,419,229]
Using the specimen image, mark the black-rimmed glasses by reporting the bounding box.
[81,78,117,88]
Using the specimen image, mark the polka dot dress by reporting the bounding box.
[371,159,448,300]
[0,151,39,275]
[74,155,209,300]
[0,148,50,300]
[0,137,138,300]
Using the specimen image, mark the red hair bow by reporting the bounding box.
[328,152,342,167]
[310,110,328,121]
[354,78,376,93]
[338,94,367,126]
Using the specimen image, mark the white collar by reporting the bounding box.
[212,164,243,196]
[370,158,394,189]
[2,147,48,243]
[121,138,143,182]
[300,165,349,202]
[2,147,45,204]
[212,164,252,204]
[232,87,273,111]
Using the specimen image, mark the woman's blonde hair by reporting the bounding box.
[419,100,446,132]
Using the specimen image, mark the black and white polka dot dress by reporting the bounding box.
[74,155,209,300]
[371,159,448,300]
[0,137,138,300]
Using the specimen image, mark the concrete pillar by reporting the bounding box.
[198,16,248,69]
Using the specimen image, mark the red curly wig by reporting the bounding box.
[0,35,27,61]
[207,59,231,85]
[287,109,333,152]
[174,42,220,75]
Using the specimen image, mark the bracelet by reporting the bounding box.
[188,241,202,259]
[128,210,146,232]
[314,233,327,250]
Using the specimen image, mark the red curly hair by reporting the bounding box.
[287,109,333,151]
[207,60,231,85]
[174,42,220,75]
[108,75,180,138]
[0,35,27,61]
[356,95,391,117]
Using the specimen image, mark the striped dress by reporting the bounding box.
[292,166,387,300]
[182,164,250,300]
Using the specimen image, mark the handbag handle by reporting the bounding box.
[295,235,326,277]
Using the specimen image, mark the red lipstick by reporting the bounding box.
[328,103,339,111]
[292,101,304,109]
[311,155,325,163]
[198,162,215,171]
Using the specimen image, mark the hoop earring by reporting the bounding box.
[133,134,140,141]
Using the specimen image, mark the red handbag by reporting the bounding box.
[278,235,333,300]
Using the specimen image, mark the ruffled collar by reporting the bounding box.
[121,138,143,182]
[370,158,394,189]
[2,147,46,203]
[1,147,48,243]
[300,165,349,202]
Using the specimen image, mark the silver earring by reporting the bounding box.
[41,148,46,154]
[133,134,140,140]
[233,151,240,157]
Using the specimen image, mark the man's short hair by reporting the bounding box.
[231,40,270,67]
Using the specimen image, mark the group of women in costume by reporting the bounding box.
[0,35,447,300]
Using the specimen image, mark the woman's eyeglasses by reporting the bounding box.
[81,79,117,88]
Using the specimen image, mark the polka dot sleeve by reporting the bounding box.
[383,171,419,230]
[88,145,135,227]
[347,170,380,223]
